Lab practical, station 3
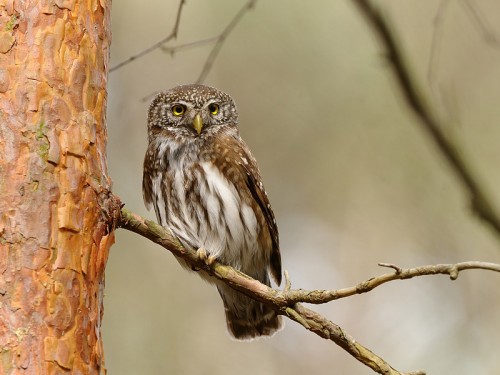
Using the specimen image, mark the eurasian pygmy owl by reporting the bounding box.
[142,84,282,340]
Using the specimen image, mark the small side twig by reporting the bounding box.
[159,36,220,56]
[283,270,292,292]
[378,262,403,273]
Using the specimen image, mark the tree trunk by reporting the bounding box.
[0,1,113,373]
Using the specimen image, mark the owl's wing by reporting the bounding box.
[142,149,154,211]
[226,135,282,286]
[245,165,282,285]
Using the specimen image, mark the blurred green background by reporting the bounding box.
[104,1,500,374]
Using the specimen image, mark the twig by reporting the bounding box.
[109,0,186,73]
[427,0,464,132]
[378,262,403,273]
[159,36,220,55]
[282,261,500,305]
[196,0,257,83]
[460,0,500,48]
[113,1,256,98]
[138,37,222,103]
[352,0,500,239]
[429,0,500,82]
[118,208,500,374]
[283,270,292,292]
[427,0,450,85]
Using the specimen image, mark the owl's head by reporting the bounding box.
[147,84,239,141]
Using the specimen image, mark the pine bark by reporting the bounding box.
[0,1,113,373]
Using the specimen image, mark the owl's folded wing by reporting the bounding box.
[228,136,282,286]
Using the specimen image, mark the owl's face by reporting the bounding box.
[147,84,239,141]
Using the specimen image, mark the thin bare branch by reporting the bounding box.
[113,1,256,99]
[283,270,292,292]
[137,37,220,102]
[352,0,500,239]
[109,0,186,73]
[196,0,257,83]
[460,0,500,48]
[119,208,500,374]
[427,0,451,85]
[284,261,500,305]
[159,36,220,55]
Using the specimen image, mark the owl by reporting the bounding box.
[142,84,282,340]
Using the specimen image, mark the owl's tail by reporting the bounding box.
[217,281,283,340]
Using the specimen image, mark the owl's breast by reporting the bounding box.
[157,154,262,270]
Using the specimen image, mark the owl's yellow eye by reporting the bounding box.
[208,103,219,115]
[172,104,186,116]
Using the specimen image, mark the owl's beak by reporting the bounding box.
[193,114,203,135]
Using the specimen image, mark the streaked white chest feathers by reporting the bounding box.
[151,147,260,271]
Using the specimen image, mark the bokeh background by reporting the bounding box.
[104,1,500,374]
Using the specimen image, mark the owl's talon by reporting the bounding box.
[196,247,208,262]
[206,255,217,266]
[196,248,216,266]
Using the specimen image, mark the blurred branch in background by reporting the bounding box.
[118,208,499,375]
[427,0,450,85]
[353,0,500,239]
[460,0,500,48]
[110,0,256,84]
[427,0,500,127]
[110,0,185,73]
[195,0,256,83]
[428,0,500,84]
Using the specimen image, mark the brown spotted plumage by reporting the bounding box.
[142,84,282,340]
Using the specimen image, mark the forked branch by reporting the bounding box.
[110,0,256,83]
[119,208,499,375]
[110,0,186,72]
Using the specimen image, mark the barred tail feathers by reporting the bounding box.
[217,282,283,340]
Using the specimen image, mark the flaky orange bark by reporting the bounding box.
[0,1,113,373]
